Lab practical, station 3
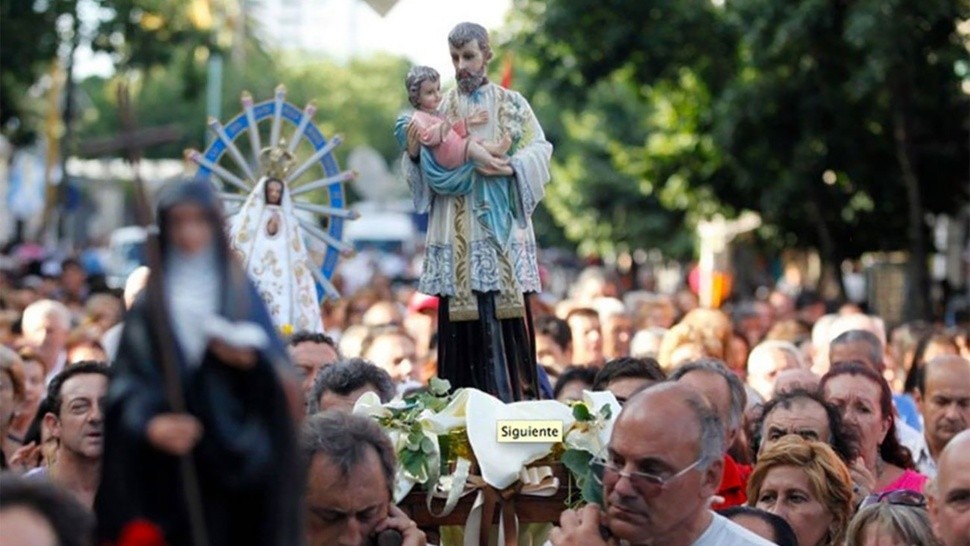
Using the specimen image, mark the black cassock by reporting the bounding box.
[96,182,302,546]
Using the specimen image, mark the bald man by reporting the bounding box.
[928,429,970,546]
[101,266,151,362]
[912,355,970,477]
[550,383,773,546]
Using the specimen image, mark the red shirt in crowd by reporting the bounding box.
[712,454,751,510]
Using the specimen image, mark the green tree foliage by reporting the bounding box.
[73,52,411,165]
[509,0,968,310]
[0,0,81,144]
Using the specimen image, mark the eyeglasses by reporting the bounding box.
[589,455,703,492]
[859,489,927,510]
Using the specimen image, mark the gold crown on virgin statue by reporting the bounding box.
[259,142,296,180]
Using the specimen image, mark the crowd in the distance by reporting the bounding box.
[1,252,969,546]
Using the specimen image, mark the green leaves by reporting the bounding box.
[561,449,602,505]
[429,377,451,396]
[571,403,592,422]
[399,446,427,480]
[560,448,592,476]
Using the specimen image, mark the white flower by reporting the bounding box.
[564,391,621,456]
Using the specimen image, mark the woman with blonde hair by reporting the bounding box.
[6,347,46,444]
[747,436,854,546]
[0,346,25,468]
[846,492,941,546]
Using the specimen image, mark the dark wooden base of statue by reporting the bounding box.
[398,464,570,546]
[437,292,539,402]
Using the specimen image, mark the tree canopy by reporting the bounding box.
[504,0,968,309]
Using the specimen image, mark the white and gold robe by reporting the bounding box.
[229,178,323,333]
[400,83,552,320]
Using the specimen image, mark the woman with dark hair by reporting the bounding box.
[720,506,799,546]
[751,388,858,464]
[821,362,927,497]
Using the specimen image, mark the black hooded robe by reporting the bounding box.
[95,181,303,546]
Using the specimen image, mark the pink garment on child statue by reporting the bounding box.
[411,110,471,169]
[877,469,929,494]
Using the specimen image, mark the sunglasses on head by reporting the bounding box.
[859,489,927,510]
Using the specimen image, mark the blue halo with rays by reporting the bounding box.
[193,91,349,301]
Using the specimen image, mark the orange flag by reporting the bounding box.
[500,53,514,89]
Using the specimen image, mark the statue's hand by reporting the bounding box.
[209,339,258,370]
[406,121,421,159]
[476,162,514,177]
[467,109,489,126]
[147,413,203,456]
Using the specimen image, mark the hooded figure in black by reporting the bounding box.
[96,179,303,546]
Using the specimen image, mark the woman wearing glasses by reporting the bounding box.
[820,362,928,496]
[747,436,854,546]
[846,491,941,546]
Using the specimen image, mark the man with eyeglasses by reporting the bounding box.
[549,382,773,546]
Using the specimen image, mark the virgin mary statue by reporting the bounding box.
[229,147,323,332]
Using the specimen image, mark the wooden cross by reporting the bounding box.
[112,82,210,546]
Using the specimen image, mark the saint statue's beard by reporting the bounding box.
[456,68,487,95]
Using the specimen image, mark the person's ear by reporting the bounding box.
[914,389,924,411]
[726,427,739,450]
[700,457,723,498]
[927,485,943,537]
[43,412,60,440]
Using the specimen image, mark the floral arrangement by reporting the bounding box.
[560,402,612,506]
[354,380,619,507]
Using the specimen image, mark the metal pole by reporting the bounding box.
[205,52,223,145]
[57,4,82,248]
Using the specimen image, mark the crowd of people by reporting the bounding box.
[2,233,969,546]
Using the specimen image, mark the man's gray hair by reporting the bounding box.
[308,357,395,414]
[448,22,492,59]
[684,390,726,469]
[670,358,746,431]
[748,339,806,370]
[301,412,396,496]
[21,299,71,332]
[404,65,439,108]
[829,329,883,368]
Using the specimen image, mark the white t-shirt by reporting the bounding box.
[541,512,778,546]
[694,513,778,546]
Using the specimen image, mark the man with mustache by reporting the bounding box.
[549,383,773,546]
[398,22,553,402]
[27,361,110,511]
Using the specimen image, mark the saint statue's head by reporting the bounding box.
[265,178,284,206]
[448,22,492,95]
[157,178,227,259]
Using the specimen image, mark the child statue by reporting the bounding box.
[405,65,511,173]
